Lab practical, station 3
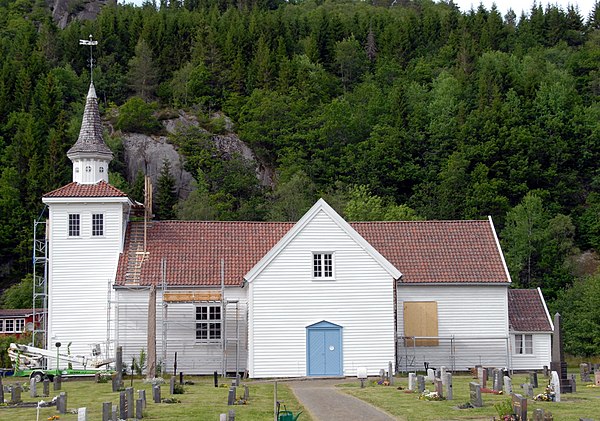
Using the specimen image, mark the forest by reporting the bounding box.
[0,0,599,355]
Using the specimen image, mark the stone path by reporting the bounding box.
[287,379,397,421]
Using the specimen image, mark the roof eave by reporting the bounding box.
[489,215,512,284]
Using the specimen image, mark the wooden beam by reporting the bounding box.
[163,291,222,303]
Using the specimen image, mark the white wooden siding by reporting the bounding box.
[116,287,248,374]
[397,285,510,371]
[510,333,552,370]
[249,209,396,378]
[47,202,124,365]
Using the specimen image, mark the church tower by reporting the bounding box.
[42,81,131,362]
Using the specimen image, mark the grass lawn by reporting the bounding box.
[0,376,310,421]
[340,372,600,420]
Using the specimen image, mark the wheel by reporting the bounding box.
[30,371,44,383]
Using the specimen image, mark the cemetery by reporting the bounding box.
[1,364,600,420]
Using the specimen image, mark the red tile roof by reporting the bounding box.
[44,181,128,198]
[115,219,510,287]
[0,308,34,318]
[508,289,553,332]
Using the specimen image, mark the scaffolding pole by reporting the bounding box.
[32,214,48,354]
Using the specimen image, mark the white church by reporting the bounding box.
[41,82,554,377]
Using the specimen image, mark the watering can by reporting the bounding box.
[278,410,302,421]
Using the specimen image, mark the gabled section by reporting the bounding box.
[43,181,128,199]
[507,288,553,332]
[306,320,342,329]
[244,198,402,282]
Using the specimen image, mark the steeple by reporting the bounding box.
[67,82,113,184]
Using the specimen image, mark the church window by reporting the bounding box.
[313,252,334,279]
[196,306,221,341]
[515,334,533,354]
[68,214,80,237]
[92,214,104,236]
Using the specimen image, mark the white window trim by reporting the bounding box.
[312,251,335,280]
[195,305,222,343]
[68,213,81,237]
[513,333,534,355]
[92,213,105,237]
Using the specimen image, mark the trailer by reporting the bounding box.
[8,342,113,381]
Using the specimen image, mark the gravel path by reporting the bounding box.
[287,379,397,421]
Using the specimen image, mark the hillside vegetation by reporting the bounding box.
[1,0,599,354]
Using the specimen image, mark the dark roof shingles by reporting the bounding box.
[508,289,552,332]
[116,219,510,287]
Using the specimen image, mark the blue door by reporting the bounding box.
[307,321,342,376]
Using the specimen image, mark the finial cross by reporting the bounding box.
[79,34,98,82]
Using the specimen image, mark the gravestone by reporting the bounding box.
[434,378,443,398]
[30,378,37,398]
[0,377,3,403]
[136,398,143,419]
[408,373,416,391]
[417,375,425,393]
[228,409,235,421]
[388,361,394,386]
[493,369,502,392]
[116,346,123,388]
[469,382,482,407]
[220,415,227,421]
[227,387,236,405]
[11,384,22,404]
[444,373,453,400]
[126,387,134,418]
[78,407,87,421]
[139,389,147,408]
[426,368,435,382]
[512,394,527,421]
[529,371,538,388]
[43,378,50,396]
[235,373,241,387]
[112,404,118,421]
[475,365,482,381]
[569,374,577,393]
[243,385,249,401]
[57,391,67,414]
[214,371,219,388]
[595,371,600,387]
[54,375,61,391]
[533,408,545,421]
[580,363,591,382]
[153,385,161,403]
[111,373,120,392]
[481,368,487,388]
[503,376,513,395]
[179,372,184,385]
[523,383,534,399]
[170,376,176,394]
[379,369,385,382]
[550,313,570,393]
[102,402,112,421]
[440,366,447,386]
[119,391,127,419]
[550,371,561,402]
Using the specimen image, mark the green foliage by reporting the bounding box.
[493,398,514,418]
[344,185,421,222]
[116,97,161,134]
[0,273,33,309]
[155,159,178,220]
[133,348,147,376]
[552,273,600,356]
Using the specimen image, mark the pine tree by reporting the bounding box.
[155,160,178,220]
[127,38,159,101]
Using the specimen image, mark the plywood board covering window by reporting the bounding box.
[404,301,439,346]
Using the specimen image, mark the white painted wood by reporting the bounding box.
[45,201,127,365]
[510,333,552,370]
[116,287,248,375]
[397,285,510,371]
[249,209,396,378]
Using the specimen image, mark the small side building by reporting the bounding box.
[508,288,553,370]
[0,309,39,338]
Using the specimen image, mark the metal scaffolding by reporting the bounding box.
[32,211,48,353]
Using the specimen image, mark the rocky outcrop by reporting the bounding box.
[47,0,114,29]
[120,110,274,200]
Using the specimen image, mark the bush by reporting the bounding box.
[116,97,161,134]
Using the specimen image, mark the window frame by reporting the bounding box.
[4,319,14,333]
[15,319,25,333]
[68,214,80,237]
[195,305,222,342]
[514,333,533,355]
[312,252,335,280]
[92,213,104,237]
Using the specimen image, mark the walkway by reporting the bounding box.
[287,379,397,421]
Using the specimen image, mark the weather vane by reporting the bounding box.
[79,34,98,82]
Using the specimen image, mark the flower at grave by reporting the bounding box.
[533,383,556,401]
[418,389,445,401]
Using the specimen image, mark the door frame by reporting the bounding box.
[306,320,343,376]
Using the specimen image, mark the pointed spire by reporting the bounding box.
[67,82,113,159]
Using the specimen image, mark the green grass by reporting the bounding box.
[339,372,600,420]
[0,376,311,420]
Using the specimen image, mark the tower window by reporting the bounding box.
[99,166,104,173]
[68,214,80,237]
[85,166,92,172]
[92,214,104,236]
